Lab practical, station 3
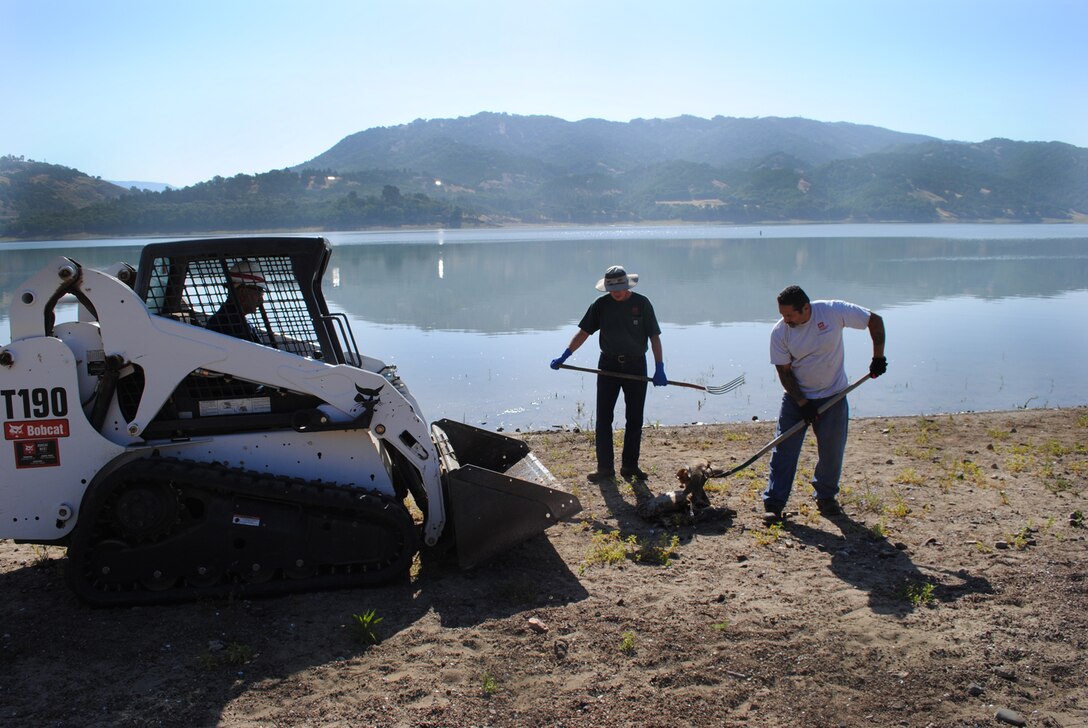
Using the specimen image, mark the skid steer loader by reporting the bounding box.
[0,236,580,605]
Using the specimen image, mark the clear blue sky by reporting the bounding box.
[3,0,1085,187]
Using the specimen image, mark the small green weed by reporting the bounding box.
[884,491,911,518]
[1004,453,1032,473]
[853,485,885,514]
[944,459,985,489]
[901,581,935,607]
[631,533,680,566]
[1071,510,1085,528]
[915,418,939,445]
[199,642,253,669]
[1007,523,1035,550]
[481,671,499,696]
[711,621,729,632]
[580,530,681,572]
[580,530,633,573]
[986,427,1012,441]
[870,518,887,539]
[754,522,784,545]
[30,545,57,569]
[619,630,636,655]
[894,467,924,486]
[348,609,383,645]
[1041,439,1070,457]
[223,642,252,664]
[1045,478,1075,495]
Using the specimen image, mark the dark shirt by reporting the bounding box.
[206,300,259,343]
[578,292,661,356]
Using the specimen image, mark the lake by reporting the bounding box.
[2,223,1086,430]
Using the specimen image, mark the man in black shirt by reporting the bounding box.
[206,260,267,343]
[551,265,667,482]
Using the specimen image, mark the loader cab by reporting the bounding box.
[134,236,359,364]
[122,237,365,439]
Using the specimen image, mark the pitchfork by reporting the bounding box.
[706,372,873,479]
[557,364,745,395]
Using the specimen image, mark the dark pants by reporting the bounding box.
[595,353,648,471]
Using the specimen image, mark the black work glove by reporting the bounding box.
[870,356,888,378]
[800,401,819,425]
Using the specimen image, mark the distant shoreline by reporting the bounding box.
[4,217,1087,244]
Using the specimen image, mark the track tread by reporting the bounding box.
[65,457,418,606]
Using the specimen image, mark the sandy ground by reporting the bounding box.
[1,407,1086,727]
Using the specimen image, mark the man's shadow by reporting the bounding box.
[583,473,736,550]
[783,513,994,616]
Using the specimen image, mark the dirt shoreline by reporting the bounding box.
[2,407,1086,727]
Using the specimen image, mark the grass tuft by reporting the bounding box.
[619,630,636,655]
[348,609,383,645]
[901,581,935,607]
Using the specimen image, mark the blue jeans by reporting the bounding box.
[762,392,849,512]
[595,353,648,471]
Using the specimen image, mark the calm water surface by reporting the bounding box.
[2,224,1086,430]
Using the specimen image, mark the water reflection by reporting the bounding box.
[323,235,1088,332]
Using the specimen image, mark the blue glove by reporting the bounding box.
[652,362,668,386]
[550,348,572,370]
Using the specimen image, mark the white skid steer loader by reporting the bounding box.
[0,237,580,605]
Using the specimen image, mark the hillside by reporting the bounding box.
[0,156,129,227]
[302,113,938,180]
[3,115,1087,239]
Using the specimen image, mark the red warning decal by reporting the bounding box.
[14,439,61,468]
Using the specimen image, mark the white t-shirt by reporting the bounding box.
[769,300,871,398]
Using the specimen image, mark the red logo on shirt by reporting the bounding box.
[817,321,826,330]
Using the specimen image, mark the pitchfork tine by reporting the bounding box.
[704,373,745,395]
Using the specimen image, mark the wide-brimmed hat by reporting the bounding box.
[595,265,639,292]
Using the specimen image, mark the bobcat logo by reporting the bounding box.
[354,384,384,403]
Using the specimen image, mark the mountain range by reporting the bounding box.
[302,113,939,178]
[3,113,1087,239]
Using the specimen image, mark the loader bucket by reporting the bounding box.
[431,419,581,569]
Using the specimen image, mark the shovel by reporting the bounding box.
[557,363,745,395]
[708,373,873,479]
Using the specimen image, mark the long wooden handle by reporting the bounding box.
[711,373,873,479]
[557,363,706,391]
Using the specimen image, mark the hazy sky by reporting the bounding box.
[3,0,1085,187]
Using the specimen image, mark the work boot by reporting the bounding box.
[762,506,783,525]
[620,465,649,480]
[816,498,843,517]
[586,470,616,483]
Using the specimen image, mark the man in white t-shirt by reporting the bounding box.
[762,285,886,523]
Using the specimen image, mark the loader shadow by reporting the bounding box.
[0,535,587,727]
[783,514,994,616]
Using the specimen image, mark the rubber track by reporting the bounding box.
[65,457,419,606]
